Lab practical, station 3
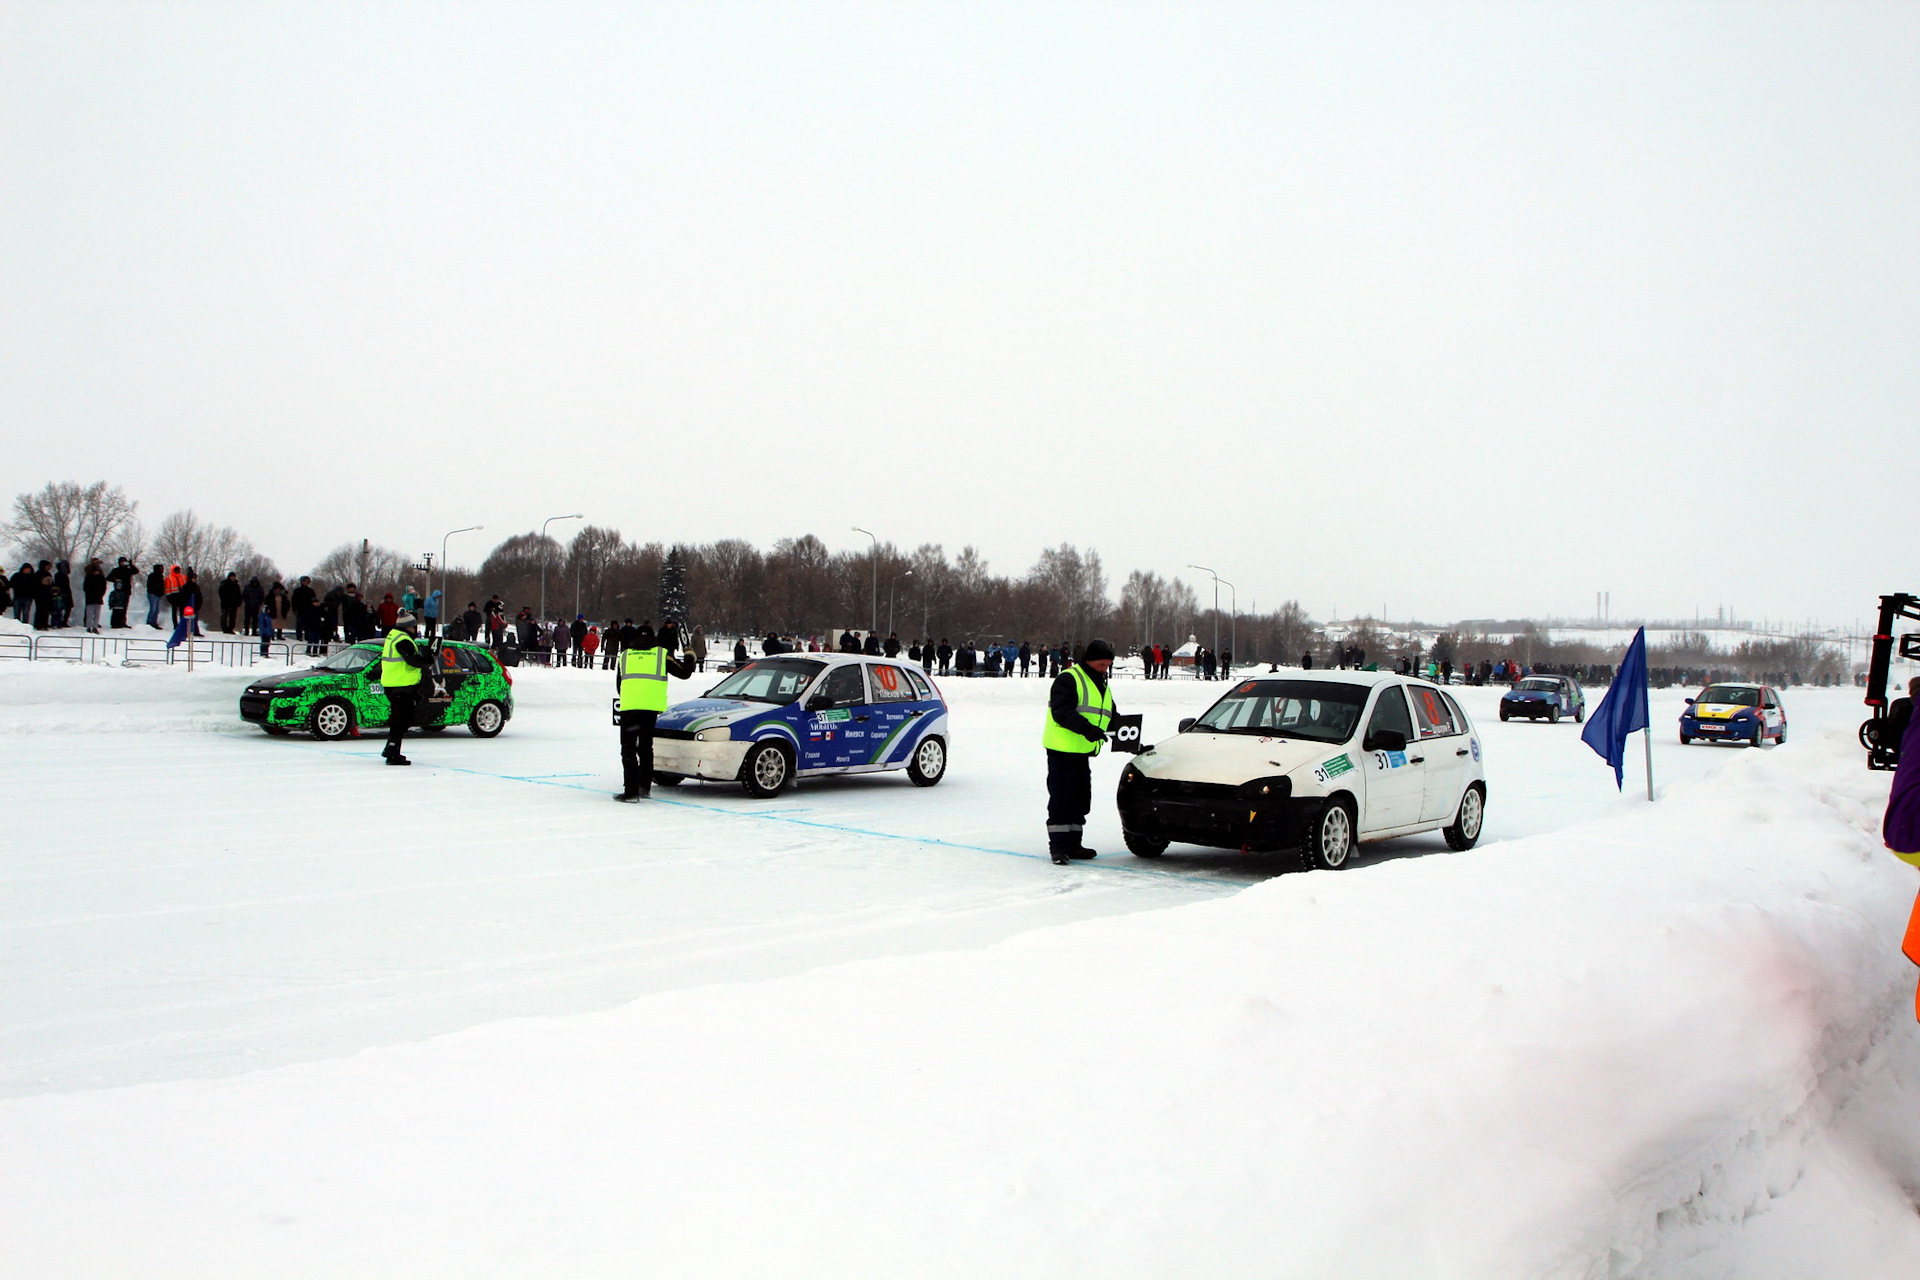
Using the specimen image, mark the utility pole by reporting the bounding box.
[852,527,879,634]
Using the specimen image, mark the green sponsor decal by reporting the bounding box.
[819,708,851,722]
[1320,753,1354,778]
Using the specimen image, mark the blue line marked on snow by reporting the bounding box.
[292,743,1229,890]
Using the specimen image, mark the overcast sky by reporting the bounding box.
[3,1,1914,628]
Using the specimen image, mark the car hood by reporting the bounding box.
[1133,732,1346,785]
[243,668,335,692]
[1691,703,1752,719]
[659,698,769,732]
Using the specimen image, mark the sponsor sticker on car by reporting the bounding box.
[1313,753,1355,784]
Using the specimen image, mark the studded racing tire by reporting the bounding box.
[1548,706,1561,724]
[1443,783,1486,852]
[468,699,506,738]
[1298,797,1356,872]
[906,735,947,787]
[1575,703,1585,723]
[1124,828,1169,858]
[310,697,354,742]
[741,741,793,799]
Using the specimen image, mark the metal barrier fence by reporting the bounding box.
[0,633,295,667]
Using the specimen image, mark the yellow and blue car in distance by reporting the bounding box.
[1679,682,1786,747]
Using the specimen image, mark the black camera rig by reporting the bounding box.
[1861,592,1920,770]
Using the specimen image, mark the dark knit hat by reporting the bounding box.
[1081,638,1116,663]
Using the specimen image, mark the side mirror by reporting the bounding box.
[1684,697,1695,706]
[1367,729,1408,753]
[1177,717,1196,733]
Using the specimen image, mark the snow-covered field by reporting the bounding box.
[4,654,1919,1276]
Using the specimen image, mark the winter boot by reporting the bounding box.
[385,754,411,766]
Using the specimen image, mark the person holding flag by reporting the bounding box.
[1580,626,1652,798]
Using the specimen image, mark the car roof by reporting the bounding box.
[1701,680,1765,689]
[1236,669,1433,691]
[750,652,917,670]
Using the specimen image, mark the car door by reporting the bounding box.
[1407,683,1469,823]
[800,663,869,772]
[1359,684,1423,832]
[862,661,927,768]
[1763,687,1786,740]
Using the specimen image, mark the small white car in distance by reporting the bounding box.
[1116,671,1487,870]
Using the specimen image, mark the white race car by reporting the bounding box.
[1116,671,1487,870]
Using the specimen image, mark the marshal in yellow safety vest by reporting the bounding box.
[1043,663,1115,754]
[380,628,423,688]
[618,644,669,713]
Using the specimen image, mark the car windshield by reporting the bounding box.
[312,646,376,673]
[1191,679,1368,743]
[704,658,825,704]
[1516,678,1559,692]
[1699,685,1760,706]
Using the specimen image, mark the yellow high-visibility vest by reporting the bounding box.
[1043,664,1114,754]
[380,630,422,688]
[619,645,669,713]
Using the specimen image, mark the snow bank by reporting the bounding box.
[0,661,277,734]
[4,724,1919,1276]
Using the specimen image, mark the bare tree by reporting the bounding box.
[3,481,140,564]
[152,509,258,574]
[311,540,411,593]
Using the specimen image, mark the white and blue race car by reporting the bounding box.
[650,654,949,797]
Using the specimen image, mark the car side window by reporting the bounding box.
[1366,686,1414,744]
[815,664,867,708]
[1441,691,1468,726]
[868,663,917,703]
[1409,685,1458,738]
[905,668,934,700]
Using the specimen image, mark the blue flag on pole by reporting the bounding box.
[1581,626,1650,788]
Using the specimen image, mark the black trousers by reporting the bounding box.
[1045,749,1094,853]
[383,685,420,756]
[619,709,659,795]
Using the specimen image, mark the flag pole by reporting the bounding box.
[1641,663,1654,801]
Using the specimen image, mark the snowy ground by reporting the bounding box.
[4,653,1919,1276]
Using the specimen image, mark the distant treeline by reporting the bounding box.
[2,479,1845,679]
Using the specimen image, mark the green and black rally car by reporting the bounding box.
[239,640,514,739]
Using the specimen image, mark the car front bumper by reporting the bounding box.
[1117,774,1305,852]
[1683,716,1758,738]
[650,734,753,782]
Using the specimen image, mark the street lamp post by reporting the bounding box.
[1188,563,1223,674]
[852,527,879,634]
[888,569,913,637]
[1222,578,1237,668]
[441,525,484,626]
[538,513,583,621]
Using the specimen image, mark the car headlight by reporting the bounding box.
[695,727,730,742]
[1240,775,1292,799]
